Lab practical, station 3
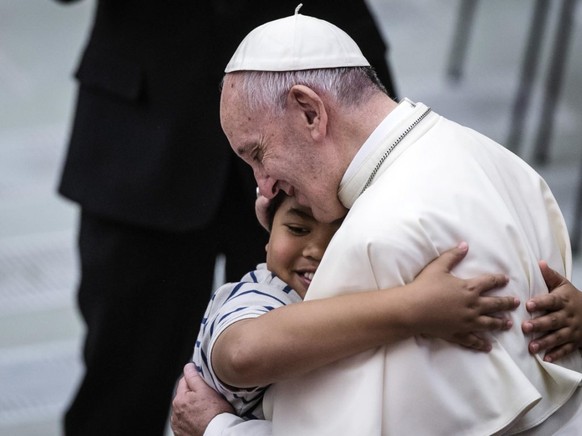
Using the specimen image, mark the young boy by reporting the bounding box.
[192,193,519,419]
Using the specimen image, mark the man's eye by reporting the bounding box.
[252,147,263,163]
[286,225,309,235]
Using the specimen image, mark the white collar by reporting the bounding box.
[338,99,433,209]
[342,99,417,185]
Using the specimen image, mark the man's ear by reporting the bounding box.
[287,85,327,141]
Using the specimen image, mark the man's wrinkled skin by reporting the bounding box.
[171,363,233,436]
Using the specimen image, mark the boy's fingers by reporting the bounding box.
[543,343,578,362]
[526,293,564,313]
[431,242,469,273]
[457,333,491,352]
[478,295,519,314]
[539,260,564,290]
[528,332,565,356]
[522,311,563,333]
[473,274,510,294]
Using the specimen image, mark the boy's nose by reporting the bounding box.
[303,240,325,261]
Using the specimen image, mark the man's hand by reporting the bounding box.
[171,363,234,436]
[522,261,582,362]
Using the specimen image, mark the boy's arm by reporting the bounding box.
[212,242,518,388]
[522,260,582,361]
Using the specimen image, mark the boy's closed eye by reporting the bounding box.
[285,224,310,236]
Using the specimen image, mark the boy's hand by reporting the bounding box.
[522,261,582,362]
[410,242,519,352]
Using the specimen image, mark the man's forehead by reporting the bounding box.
[219,76,239,110]
[221,74,240,97]
[220,82,245,130]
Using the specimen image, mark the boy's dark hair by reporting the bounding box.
[266,191,287,231]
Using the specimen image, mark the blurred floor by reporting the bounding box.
[0,0,581,435]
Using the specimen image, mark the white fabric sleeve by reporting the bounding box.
[204,413,272,436]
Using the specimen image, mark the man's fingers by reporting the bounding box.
[184,362,197,375]
[182,363,224,400]
[175,376,189,396]
[183,362,201,390]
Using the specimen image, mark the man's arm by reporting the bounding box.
[171,363,272,436]
[213,242,519,388]
[522,260,582,362]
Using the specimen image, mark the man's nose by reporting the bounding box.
[255,171,279,200]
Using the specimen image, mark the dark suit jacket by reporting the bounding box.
[58,0,395,232]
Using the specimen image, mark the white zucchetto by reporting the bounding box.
[225,5,370,72]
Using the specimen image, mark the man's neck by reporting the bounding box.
[337,93,398,166]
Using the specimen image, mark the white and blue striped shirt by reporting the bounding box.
[193,263,302,420]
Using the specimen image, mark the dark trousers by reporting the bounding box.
[64,172,267,435]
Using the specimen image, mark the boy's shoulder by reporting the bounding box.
[212,263,301,305]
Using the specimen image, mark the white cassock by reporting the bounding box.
[262,100,582,435]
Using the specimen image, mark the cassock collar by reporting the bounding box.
[338,98,432,209]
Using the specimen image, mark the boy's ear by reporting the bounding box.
[287,85,327,141]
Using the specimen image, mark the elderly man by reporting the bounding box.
[174,10,582,436]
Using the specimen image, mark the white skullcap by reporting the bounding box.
[225,4,370,72]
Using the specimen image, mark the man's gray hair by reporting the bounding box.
[230,67,387,115]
